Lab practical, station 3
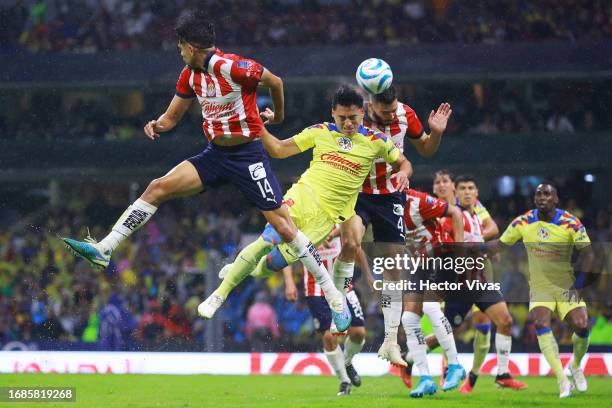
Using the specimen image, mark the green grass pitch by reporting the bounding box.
[1,374,609,407]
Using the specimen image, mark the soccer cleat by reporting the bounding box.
[400,361,413,389]
[569,364,587,392]
[329,296,352,332]
[460,371,478,394]
[345,364,361,387]
[377,340,407,368]
[218,263,232,279]
[495,373,528,390]
[337,382,351,396]
[442,363,466,392]
[559,380,574,398]
[62,236,111,269]
[439,365,448,387]
[409,376,438,398]
[197,293,225,319]
[330,321,347,336]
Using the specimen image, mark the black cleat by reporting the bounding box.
[346,364,361,387]
[337,382,351,396]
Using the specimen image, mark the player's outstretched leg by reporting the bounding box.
[461,321,490,393]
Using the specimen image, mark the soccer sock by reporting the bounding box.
[381,284,402,343]
[402,311,430,376]
[287,231,341,306]
[572,330,590,369]
[495,333,512,375]
[537,328,567,384]
[472,323,491,375]
[99,198,157,252]
[333,260,355,294]
[344,336,365,366]
[423,302,459,365]
[216,238,273,299]
[325,345,350,383]
[250,253,275,279]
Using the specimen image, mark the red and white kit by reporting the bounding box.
[176,49,265,141]
[404,189,448,256]
[361,103,423,194]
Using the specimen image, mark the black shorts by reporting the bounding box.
[356,192,405,243]
[187,140,283,211]
[444,289,505,328]
[306,291,365,333]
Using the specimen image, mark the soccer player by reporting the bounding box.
[283,229,366,396]
[200,85,412,332]
[483,182,594,398]
[401,187,466,397]
[430,175,527,390]
[60,11,339,323]
[334,85,452,367]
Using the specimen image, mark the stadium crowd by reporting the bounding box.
[0,0,611,54]
[3,78,610,142]
[1,183,610,352]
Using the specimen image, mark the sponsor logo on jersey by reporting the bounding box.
[248,162,266,181]
[320,152,362,176]
[200,100,236,119]
[537,226,550,240]
[336,136,353,152]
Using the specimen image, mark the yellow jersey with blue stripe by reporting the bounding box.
[500,208,590,290]
[293,122,399,223]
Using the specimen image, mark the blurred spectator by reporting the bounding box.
[246,292,280,351]
[546,109,575,133]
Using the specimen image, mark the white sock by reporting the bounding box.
[325,345,350,383]
[287,231,341,307]
[344,337,364,365]
[333,260,355,294]
[402,311,429,376]
[495,333,512,375]
[423,302,458,365]
[99,198,157,252]
[382,283,402,343]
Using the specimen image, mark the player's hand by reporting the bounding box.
[144,120,163,140]
[285,283,298,302]
[390,171,409,192]
[428,103,452,135]
[260,108,277,125]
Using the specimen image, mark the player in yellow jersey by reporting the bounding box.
[484,182,594,398]
[198,85,412,333]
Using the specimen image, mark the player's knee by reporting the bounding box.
[349,327,365,343]
[570,315,589,333]
[144,177,171,203]
[495,314,513,334]
[269,215,296,242]
[322,331,336,351]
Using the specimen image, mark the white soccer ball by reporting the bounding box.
[355,58,393,95]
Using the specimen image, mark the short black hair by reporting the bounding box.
[332,85,364,109]
[371,85,397,105]
[538,179,559,194]
[434,169,455,182]
[175,10,215,49]
[455,175,477,187]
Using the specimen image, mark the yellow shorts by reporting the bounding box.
[278,183,335,264]
[529,287,586,320]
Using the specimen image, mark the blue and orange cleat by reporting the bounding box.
[330,297,351,332]
[442,364,466,392]
[410,376,438,398]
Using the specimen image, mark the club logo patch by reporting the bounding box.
[337,136,353,151]
[248,162,266,181]
[537,227,550,240]
[206,82,216,97]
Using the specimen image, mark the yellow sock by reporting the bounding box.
[250,255,275,279]
[572,332,590,368]
[216,238,273,298]
[537,331,567,384]
[472,325,491,375]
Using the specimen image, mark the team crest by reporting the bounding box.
[537,227,550,240]
[337,136,353,151]
[206,81,216,97]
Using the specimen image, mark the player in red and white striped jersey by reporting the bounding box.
[430,173,528,391]
[283,228,366,396]
[62,12,346,329]
[334,85,452,368]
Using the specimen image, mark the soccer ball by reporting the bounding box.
[355,58,393,95]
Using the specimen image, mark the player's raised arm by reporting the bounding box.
[410,102,452,157]
[260,128,301,159]
[282,266,298,301]
[389,153,413,192]
[447,204,465,243]
[143,95,193,140]
[259,68,284,124]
